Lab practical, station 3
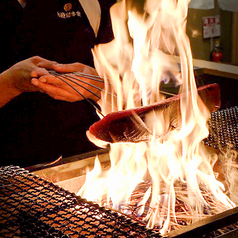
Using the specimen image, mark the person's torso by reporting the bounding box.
[15,0,115,66]
[23,0,96,65]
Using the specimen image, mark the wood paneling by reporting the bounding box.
[231,12,238,65]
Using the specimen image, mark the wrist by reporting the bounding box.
[0,70,22,108]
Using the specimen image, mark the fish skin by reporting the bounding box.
[89,83,221,143]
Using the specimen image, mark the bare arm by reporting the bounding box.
[0,56,56,108]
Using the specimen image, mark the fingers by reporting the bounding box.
[31,74,102,102]
[28,56,57,79]
[31,75,73,91]
[52,62,85,73]
[31,78,82,102]
[31,60,102,102]
[42,73,102,99]
[31,67,49,78]
[31,56,57,69]
[30,56,58,78]
[37,60,57,69]
[52,62,97,76]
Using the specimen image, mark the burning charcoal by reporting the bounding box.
[89,83,221,143]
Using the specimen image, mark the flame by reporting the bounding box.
[78,0,235,234]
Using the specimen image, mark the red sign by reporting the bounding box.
[203,15,220,39]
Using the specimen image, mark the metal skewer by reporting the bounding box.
[50,71,101,100]
[49,70,121,100]
[48,70,176,118]
[73,72,104,82]
[49,71,105,118]
[72,71,176,97]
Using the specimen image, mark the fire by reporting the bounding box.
[78,0,235,234]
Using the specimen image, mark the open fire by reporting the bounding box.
[77,0,236,235]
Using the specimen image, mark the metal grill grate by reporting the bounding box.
[0,166,159,238]
[204,106,238,150]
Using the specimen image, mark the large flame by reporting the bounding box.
[78,0,235,234]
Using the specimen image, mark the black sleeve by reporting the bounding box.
[0,0,24,72]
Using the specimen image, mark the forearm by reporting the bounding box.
[0,70,21,108]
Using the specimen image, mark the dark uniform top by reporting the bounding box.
[0,0,115,167]
[2,0,115,68]
[0,0,23,72]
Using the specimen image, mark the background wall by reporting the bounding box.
[187,1,232,63]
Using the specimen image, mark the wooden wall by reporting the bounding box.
[231,12,238,65]
[187,1,233,63]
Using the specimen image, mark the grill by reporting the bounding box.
[204,106,238,150]
[1,165,238,238]
[1,107,238,238]
[0,165,158,238]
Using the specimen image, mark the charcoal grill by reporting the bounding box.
[1,165,238,238]
[1,107,238,238]
[0,165,159,238]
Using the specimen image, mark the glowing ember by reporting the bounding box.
[78,0,236,235]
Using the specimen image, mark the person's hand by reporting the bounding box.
[31,62,104,102]
[0,56,57,108]
[3,56,56,94]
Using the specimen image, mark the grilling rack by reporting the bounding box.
[204,106,238,150]
[0,165,159,238]
[1,166,238,238]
